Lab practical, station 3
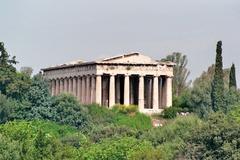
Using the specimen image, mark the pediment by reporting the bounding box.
[100,53,157,64]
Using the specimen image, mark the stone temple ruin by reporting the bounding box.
[42,53,174,114]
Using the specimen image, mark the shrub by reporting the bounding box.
[0,133,21,160]
[88,124,138,143]
[184,112,240,160]
[0,120,79,159]
[79,137,152,160]
[87,104,115,125]
[161,107,178,119]
[112,104,138,114]
[113,112,152,130]
[50,93,90,129]
[140,115,201,159]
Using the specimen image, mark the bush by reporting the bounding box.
[50,93,90,130]
[88,124,138,143]
[140,115,201,159]
[184,112,240,159]
[113,112,152,130]
[161,107,178,119]
[0,120,79,159]
[79,137,152,160]
[112,104,138,114]
[88,104,152,130]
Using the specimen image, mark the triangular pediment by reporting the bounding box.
[100,53,157,64]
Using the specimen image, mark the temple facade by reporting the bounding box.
[42,53,174,114]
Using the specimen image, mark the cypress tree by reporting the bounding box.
[229,63,237,89]
[211,41,224,112]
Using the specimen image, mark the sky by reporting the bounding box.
[1,0,240,85]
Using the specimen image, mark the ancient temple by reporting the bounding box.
[42,53,174,114]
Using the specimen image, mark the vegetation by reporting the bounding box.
[229,63,237,89]
[1,41,240,159]
[161,52,191,97]
[211,41,224,112]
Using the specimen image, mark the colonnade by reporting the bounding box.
[51,76,96,104]
[50,74,172,111]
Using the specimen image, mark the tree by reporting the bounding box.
[229,63,237,89]
[211,41,224,112]
[188,65,230,117]
[184,112,240,159]
[20,66,33,77]
[161,52,191,96]
[0,42,18,95]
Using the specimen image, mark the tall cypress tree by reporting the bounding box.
[211,41,224,112]
[229,63,237,89]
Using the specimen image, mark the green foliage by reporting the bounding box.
[228,105,240,123]
[161,52,191,96]
[188,64,230,117]
[50,93,90,129]
[0,120,79,159]
[0,94,17,123]
[113,112,152,130]
[0,42,18,96]
[79,137,152,160]
[161,107,178,119]
[88,104,152,130]
[140,115,201,159]
[184,112,240,159]
[6,72,32,100]
[229,63,237,89]
[211,41,224,112]
[112,104,138,114]
[88,124,138,143]
[0,133,21,160]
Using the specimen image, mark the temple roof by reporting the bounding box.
[42,52,175,71]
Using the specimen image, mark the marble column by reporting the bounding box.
[138,75,144,112]
[81,76,86,104]
[153,76,159,110]
[64,78,68,92]
[166,77,173,107]
[68,78,73,94]
[124,75,130,105]
[91,76,96,104]
[95,75,102,105]
[72,77,77,96]
[59,79,64,93]
[77,77,81,101]
[55,79,60,95]
[51,80,56,96]
[85,76,90,104]
[109,74,115,108]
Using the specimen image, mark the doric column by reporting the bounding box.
[138,75,144,112]
[55,79,60,95]
[95,75,102,105]
[81,76,86,104]
[166,76,173,107]
[59,79,64,93]
[85,76,90,104]
[124,75,130,105]
[51,80,56,96]
[109,74,115,108]
[64,78,68,92]
[153,76,159,110]
[77,77,81,101]
[91,76,96,104]
[72,77,77,96]
[68,77,73,94]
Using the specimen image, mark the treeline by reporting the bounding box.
[1,41,240,160]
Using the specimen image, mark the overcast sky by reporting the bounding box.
[1,0,240,84]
